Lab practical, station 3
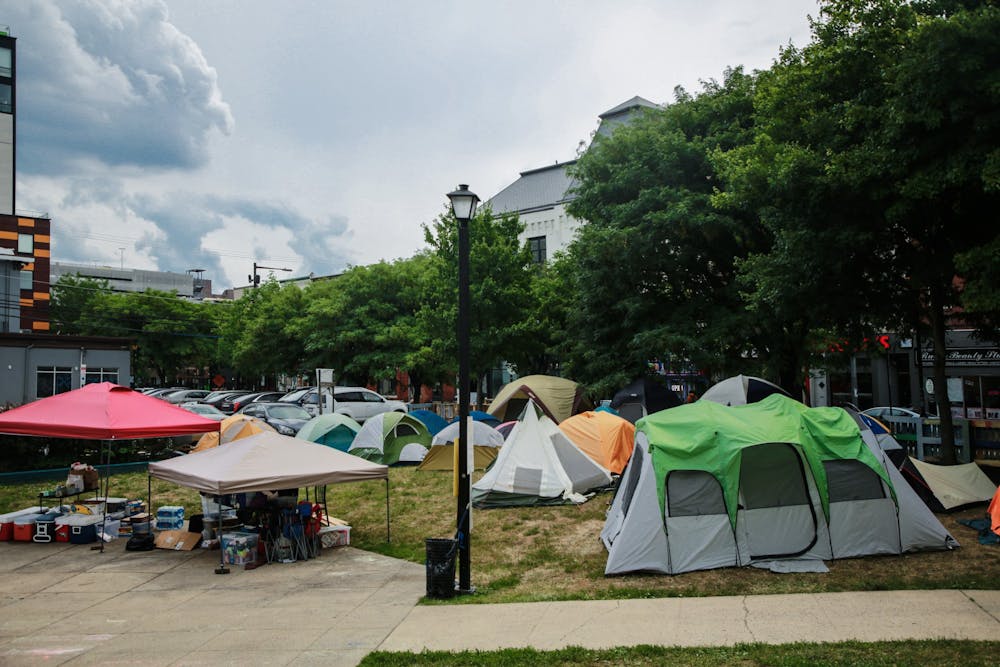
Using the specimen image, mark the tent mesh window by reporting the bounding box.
[739,442,809,509]
[620,446,645,516]
[666,470,726,517]
[823,459,886,502]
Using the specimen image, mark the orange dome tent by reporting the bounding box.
[558,410,635,474]
[191,414,275,452]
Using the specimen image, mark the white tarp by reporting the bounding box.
[149,431,387,494]
[909,458,997,510]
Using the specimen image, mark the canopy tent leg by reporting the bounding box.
[385,478,390,544]
[93,439,112,553]
[215,496,229,574]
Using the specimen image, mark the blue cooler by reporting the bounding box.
[63,514,101,544]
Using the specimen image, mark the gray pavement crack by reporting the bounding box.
[961,590,1000,625]
[742,596,756,641]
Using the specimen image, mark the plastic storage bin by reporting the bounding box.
[221,532,259,565]
[318,525,351,548]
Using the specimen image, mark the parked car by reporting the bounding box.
[216,391,255,415]
[228,391,287,414]
[162,389,212,404]
[237,402,311,435]
[146,387,185,398]
[179,402,226,421]
[201,390,251,413]
[862,406,922,421]
[280,386,407,421]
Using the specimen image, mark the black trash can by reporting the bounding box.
[425,537,457,599]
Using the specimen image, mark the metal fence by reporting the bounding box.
[875,416,1000,464]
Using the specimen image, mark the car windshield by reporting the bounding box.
[268,405,310,419]
[280,389,310,402]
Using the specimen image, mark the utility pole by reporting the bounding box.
[248,261,292,288]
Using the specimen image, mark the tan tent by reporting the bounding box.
[559,411,636,475]
[487,375,591,424]
[417,420,503,471]
[150,430,388,494]
[191,414,275,452]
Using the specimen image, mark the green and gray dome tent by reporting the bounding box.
[601,394,957,575]
[296,413,362,452]
[348,412,431,465]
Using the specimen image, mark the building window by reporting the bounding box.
[37,366,73,398]
[0,83,10,114]
[0,47,10,78]
[85,368,119,385]
[19,269,31,291]
[17,233,32,254]
[528,235,547,264]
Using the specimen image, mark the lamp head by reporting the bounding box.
[447,184,480,223]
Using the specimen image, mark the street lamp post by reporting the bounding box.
[446,183,479,595]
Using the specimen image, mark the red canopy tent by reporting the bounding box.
[0,383,220,554]
[0,382,218,439]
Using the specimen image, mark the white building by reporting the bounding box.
[487,96,661,262]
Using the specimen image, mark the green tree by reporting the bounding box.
[718,0,1000,461]
[565,69,772,397]
[220,280,306,385]
[295,256,431,387]
[419,206,537,390]
[49,275,113,335]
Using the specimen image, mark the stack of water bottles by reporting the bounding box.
[155,505,185,531]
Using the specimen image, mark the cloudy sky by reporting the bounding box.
[2,0,818,289]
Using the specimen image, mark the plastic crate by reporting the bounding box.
[221,532,259,565]
[318,525,350,548]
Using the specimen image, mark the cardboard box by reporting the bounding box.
[154,530,202,551]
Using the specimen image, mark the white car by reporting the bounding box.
[861,406,922,421]
[281,386,407,421]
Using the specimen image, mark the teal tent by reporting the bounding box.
[296,413,362,452]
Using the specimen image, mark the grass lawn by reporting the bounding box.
[359,641,1000,666]
[2,466,998,604]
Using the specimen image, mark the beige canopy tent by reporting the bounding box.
[149,431,390,572]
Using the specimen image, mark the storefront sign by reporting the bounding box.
[920,348,1000,367]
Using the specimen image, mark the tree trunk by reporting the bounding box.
[928,283,956,464]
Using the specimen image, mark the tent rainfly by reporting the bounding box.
[601,395,957,575]
[610,377,682,424]
[296,413,363,452]
[487,375,592,424]
[558,410,636,475]
[192,414,275,452]
[700,374,791,407]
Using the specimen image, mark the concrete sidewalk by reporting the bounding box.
[381,589,1000,653]
[0,541,424,666]
[1,540,998,665]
